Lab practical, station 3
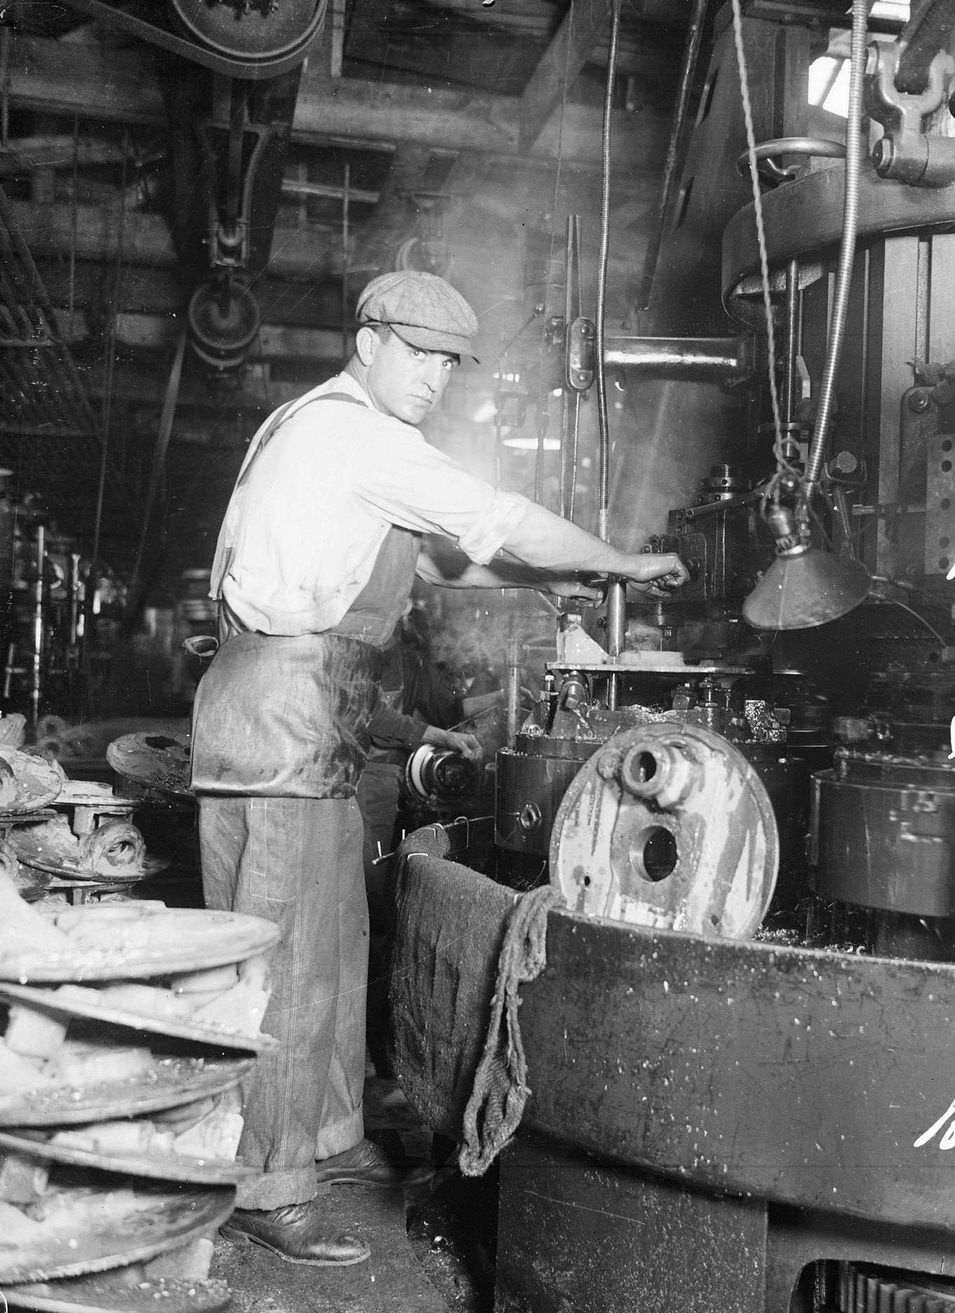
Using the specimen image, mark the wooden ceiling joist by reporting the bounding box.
[520,0,613,153]
[7,35,667,169]
[7,199,344,277]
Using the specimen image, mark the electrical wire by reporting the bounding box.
[875,593,948,648]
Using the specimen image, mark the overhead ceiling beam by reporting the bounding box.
[7,198,345,277]
[15,192,640,284]
[519,0,614,153]
[434,0,687,32]
[59,310,347,361]
[7,35,667,168]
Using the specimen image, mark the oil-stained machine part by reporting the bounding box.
[812,750,955,916]
[549,722,778,937]
[495,735,600,858]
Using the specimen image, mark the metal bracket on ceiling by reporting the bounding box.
[867,41,955,186]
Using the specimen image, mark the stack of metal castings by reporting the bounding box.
[0,879,279,1312]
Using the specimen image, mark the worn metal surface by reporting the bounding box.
[0,982,277,1054]
[520,909,955,1228]
[495,1131,767,1313]
[0,907,279,983]
[0,1184,235,1284]
[5,1273,232,1313]
[0,1056,254,1127]
[549,723,778,937]
[722,163,955,304]
[0,1128,256,1187]
[495,737,598,858]
[813,759,955,916]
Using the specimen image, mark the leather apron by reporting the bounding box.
[190,391,420,800]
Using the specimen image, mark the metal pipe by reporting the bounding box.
[559,214,582,523]
[505,638,523,746]
[31,525,44,727]
[603,334,753,377]
[782,259,800,426]
[606,582,627,661]
[67,553,81,647]
[594,0,623,710]
[595,0,621,533]
[638,0,709,311]
[803,0,867,498]
[282,177,379,205]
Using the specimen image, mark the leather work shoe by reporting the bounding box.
[315,1136,433,1189]
[219,1199,370,1265]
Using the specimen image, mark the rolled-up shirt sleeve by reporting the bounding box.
[351,422,531,565]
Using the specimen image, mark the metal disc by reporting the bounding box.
[17,854,169,883]
[0,1128,255,1186]
[106,733,193,800]
[0,907,279,982]
[4,1274,231,1313]
[53,782,139,811]
[0,982,276,1053]
[0,1055,254,1126]
[0,1183,235,1284]
[549,721,779,939]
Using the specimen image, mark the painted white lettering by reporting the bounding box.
[914,1096,955,1149]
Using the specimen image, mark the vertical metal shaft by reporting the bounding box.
[68,553,81,647]
[31,525,44,727]
[606,579,626,709]
[505,638,523,746]
[783,257,800,430]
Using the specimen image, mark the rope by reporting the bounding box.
[458,883,564,1176]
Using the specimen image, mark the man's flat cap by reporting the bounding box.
[356,271,479,360]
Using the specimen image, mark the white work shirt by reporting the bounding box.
[210,372,531,636]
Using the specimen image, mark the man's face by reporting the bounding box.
[364,328,459,425]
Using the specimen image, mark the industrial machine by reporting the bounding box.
[394,4,955,1312]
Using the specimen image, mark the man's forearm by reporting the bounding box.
[417,507,688,595]
[421,557,554,590]
[501,502,638,575]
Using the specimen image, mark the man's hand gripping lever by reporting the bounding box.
[583,552,690,602]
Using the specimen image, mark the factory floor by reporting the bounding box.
[210,1073,497,1313]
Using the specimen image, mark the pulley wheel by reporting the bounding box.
[187,282,260,372]
[549,722,778,938]
[169,0,327,64]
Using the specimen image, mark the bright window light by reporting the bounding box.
[809,55,850,117]
[809,4,908,117]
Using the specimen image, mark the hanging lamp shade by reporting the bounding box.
[743,541,871,630]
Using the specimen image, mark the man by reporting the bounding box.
[190,270,688,1266]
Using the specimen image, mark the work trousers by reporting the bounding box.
[199,793,369,1210]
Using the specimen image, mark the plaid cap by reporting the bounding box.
[356,271,479,360]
